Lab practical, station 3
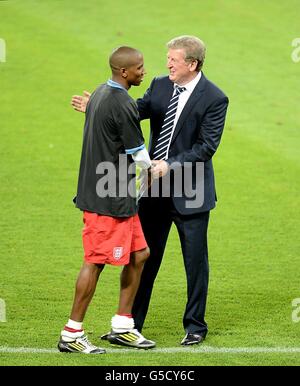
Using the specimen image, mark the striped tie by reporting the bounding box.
[153,85,186,160]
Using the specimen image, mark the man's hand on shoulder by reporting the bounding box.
[71,91,91,113]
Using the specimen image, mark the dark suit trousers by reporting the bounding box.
[133,197,210,336]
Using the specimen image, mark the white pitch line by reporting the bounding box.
[1,346,300,354]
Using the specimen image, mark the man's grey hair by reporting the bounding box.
[167,35,206,71]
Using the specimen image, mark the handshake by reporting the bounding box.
[137,161,166,201]
[150,160,169,179]
[137,160,169,200]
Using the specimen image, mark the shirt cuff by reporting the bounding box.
[125,144,145,155]
[132,147,151,169]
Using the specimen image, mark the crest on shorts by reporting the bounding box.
[113,247,123,260]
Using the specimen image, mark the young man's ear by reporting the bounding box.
[121,68,128,78]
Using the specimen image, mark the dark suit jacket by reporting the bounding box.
[136,73,229,215]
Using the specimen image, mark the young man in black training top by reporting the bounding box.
[58,47,155,354]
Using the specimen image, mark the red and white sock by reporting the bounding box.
[61,319,84,342]
[111,314,134,333]
[65,319,83,331]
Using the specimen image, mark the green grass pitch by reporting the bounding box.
[0,0,299,366]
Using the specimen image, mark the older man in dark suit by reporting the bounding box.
[134,36,228,345]
[72,36,229,346]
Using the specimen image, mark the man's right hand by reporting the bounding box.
[71,91,91,113]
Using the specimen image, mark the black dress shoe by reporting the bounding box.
[181,333,205,346]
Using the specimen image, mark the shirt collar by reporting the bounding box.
[174,71,202,94]
[107,79,127,92]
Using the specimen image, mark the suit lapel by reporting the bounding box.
[170,73,207,145]
[162,82,175,114]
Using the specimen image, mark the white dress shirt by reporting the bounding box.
[166,71,202,158]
